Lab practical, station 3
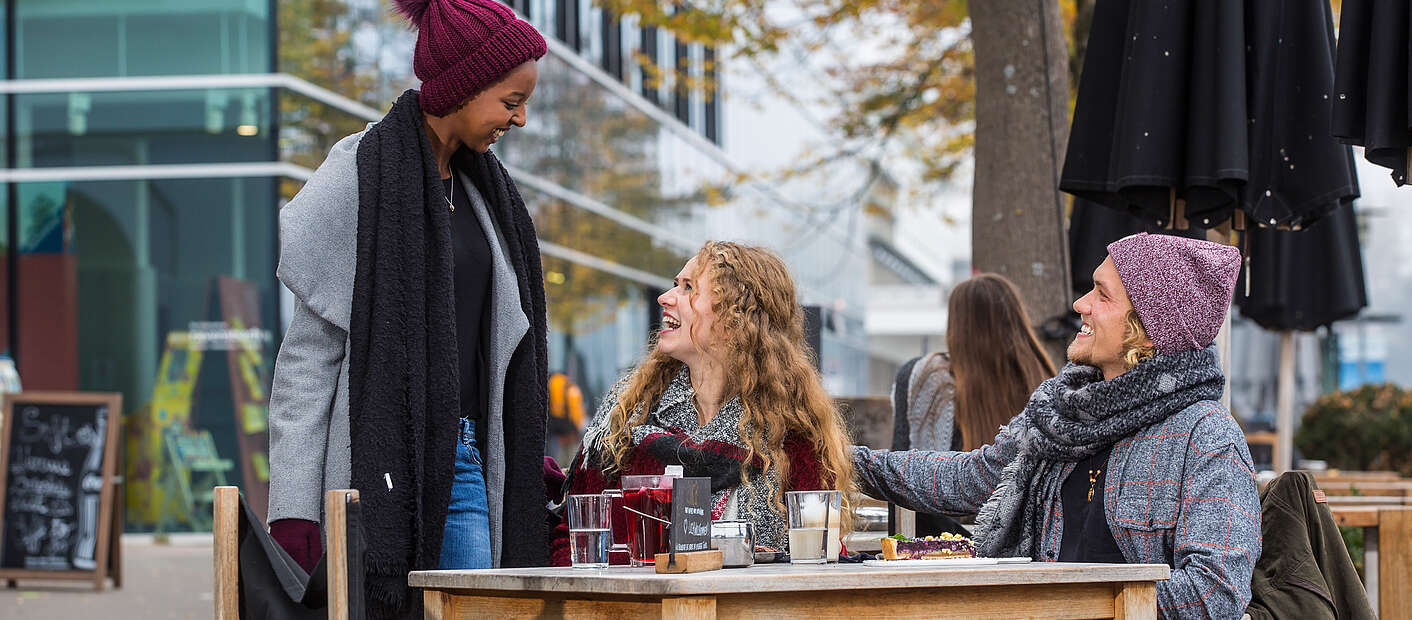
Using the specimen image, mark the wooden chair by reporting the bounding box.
[1313,470,1403,483]
[213,487,360,620]
[1315,480,1412,498]
[1331,505,1412,620]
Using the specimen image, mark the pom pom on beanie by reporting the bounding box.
[393,0,433,23]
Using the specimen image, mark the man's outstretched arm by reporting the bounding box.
[851,425,1020,516]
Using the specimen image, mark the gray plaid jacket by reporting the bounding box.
[853,400,1260,619]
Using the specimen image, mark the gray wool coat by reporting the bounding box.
[266,129,529,567]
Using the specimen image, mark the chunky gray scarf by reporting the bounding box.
[971,345,1225,558]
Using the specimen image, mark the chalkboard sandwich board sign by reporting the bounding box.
[0,392,123,589]
[654,476,721,574]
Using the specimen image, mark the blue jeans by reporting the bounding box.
[439,418,492,569]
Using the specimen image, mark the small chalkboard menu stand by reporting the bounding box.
[0,392,123,590]
[654,476,721,573]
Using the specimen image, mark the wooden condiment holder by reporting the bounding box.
[654,550,723,574]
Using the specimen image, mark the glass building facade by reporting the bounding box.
[1,0,868,531]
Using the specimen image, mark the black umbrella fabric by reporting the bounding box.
[1236,204,1367,331]
[1332,0,1411,186]
[1061,0,1359,229]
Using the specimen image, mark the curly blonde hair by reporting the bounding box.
[1122,308,1158,370]
[598,241,855,522]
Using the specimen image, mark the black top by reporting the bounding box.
[445,175,493,422]
[1058,444,1126,563]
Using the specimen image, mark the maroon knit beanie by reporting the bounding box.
[1106,233,1241,355]
[394,0,547,116]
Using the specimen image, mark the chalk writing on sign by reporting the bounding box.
[669,477,712,555]
[2,402,109,572]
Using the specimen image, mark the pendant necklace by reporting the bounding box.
[1087,467,1102,502]
[446,177,456,212]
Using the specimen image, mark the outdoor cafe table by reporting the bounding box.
[410,561,1171,619]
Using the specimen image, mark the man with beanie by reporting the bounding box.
[266,0,552,616]
[854,233,1260,619]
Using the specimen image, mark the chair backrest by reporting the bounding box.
[213,487,360,620]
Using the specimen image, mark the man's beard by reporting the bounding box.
[1066,337,1090,365]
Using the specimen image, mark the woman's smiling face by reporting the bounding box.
[656,256,719,365]
[442,60,539,152]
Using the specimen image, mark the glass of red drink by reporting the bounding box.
[621,474,674,567]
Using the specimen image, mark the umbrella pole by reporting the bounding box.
[1276,330,1295,473]
[1216,307,1232,410]
[1205,221,1235,411]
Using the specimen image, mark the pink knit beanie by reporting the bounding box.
[394,0,548,116]
[1106,233,1241,354]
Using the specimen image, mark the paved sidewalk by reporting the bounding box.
[1,535,213,619]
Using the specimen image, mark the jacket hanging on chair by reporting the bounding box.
[1245,471,1374,620]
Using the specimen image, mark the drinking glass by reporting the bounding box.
[567,494,612,568]
[601,489,631,565]
[786,490,842,564]
[621,474,674,567]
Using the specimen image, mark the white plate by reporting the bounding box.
[852,559,1033,567]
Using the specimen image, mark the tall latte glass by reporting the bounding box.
[786,490,842,564]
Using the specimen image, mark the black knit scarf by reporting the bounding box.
[971,345,1225,559]
[349,90,549,619]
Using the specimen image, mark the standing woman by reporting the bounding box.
[890,274,1055,534]
[266,0,550,616]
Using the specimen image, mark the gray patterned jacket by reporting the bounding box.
[853,400,1260,619]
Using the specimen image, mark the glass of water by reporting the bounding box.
[601,489,631,564]
[568,494,612,569]
[786,490,842,564]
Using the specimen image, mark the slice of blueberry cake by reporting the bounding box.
[879,533,976,560]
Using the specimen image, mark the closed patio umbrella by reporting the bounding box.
[1236,206,1367,332]
[1331,0,1412,186]
[1061,0,1359,229]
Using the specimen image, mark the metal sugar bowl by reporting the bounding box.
[709,520,756,568]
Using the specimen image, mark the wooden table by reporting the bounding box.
[411,562,1171,619]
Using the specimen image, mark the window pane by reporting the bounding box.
[16,0,271,79]
[16,177,280,532]
[15,89,274,168]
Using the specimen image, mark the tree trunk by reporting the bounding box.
[970,0,1074,366]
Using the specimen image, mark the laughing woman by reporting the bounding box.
[552,241,855,563]
[266,0,551,616]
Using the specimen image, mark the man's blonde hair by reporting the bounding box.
[1122,309,1157,370]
